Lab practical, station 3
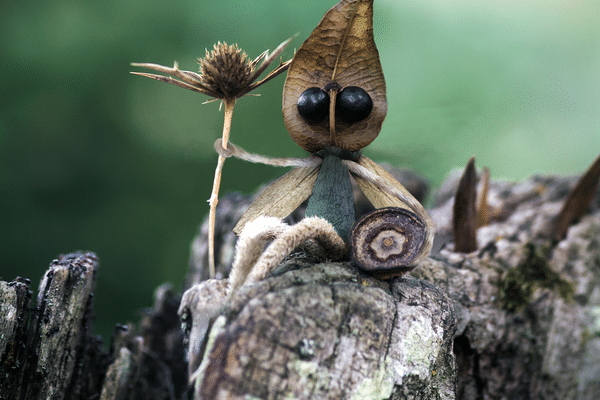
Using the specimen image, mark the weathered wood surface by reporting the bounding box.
[0,277,32,397]
[2,164,600,399]
[0,253,186,400]
[0,253,108,400]
[181,259,456,400]
[185,167,600,399]
[424,172,600,399]
[100,283,187,399]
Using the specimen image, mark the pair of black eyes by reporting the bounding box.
[297,86,373,124]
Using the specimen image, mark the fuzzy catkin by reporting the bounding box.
[244,217,347,286]
[228,217,290,297]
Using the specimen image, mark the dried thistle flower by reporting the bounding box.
[131,37,294,278]
[131,38,293,102]
[199,43,256,99]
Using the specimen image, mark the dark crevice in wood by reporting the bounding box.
[454,334,483,400]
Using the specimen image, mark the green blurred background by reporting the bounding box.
[1,0,599,343]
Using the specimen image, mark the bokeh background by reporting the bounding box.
[1,0,599,343]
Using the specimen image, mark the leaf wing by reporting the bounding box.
[233,166,319,235]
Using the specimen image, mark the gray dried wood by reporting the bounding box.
[0,277,32,396]
[184,169,600,399]
[100,283,187,400]
[180,260,456,400]
[0,252,108,400]
[2,165,600,400]
[0,253,186,400]
[427,172,600,399]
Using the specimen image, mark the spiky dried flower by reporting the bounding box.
[131,37,293,102]
[200,43,257,99]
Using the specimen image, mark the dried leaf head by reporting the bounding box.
[131,37,294,101]
[283,0,387,153]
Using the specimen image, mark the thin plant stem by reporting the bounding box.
[208,98,236,278]
[220,98,236,148]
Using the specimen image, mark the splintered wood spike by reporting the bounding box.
[551,152,600,241]
[453,157,478,253]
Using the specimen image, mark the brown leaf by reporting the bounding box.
[453,157,478,253]
[351,156,423,214]
[233,166,320,235]
[282,0,387,153]
[551,153,600,241]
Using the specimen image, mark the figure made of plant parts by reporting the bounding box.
[214,0,435,293]
[153,0,439,388]
[133,0,435,297]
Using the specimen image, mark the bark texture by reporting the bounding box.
[2,165,600,399]
[0,252,110,400]
[0,253,187,400]
[181,259,456,400]
[184,168,600,399]
[423,172,600,399]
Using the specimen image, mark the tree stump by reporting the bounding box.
[0,253,187,400]
[2,166,600,399]
[183,169,600,399]
[181,258,456,399]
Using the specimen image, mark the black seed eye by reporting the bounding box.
[336,86,373,123]
[297,87,330,124]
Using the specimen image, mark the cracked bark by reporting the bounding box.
[2,164,600,399]
[423,172,600,399]
[183,260,456,400]
[0,253,109,400]
[183,168,600,399]
[0,253,187,400]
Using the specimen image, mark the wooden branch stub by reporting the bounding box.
[0,278,32,396]
[0,252,108,400]
[453,157,478,253]
[184,261,457,399]
[350,207,429,279]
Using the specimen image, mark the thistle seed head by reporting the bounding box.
[199,43,256,99]
[131,36,293,101]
